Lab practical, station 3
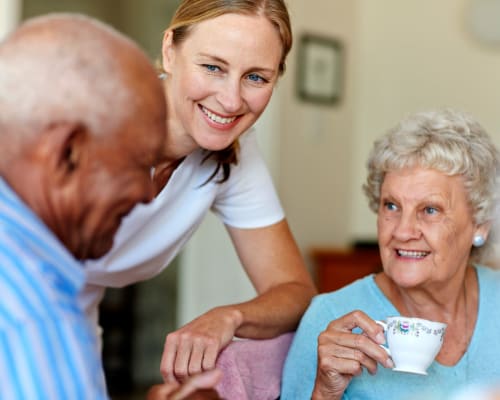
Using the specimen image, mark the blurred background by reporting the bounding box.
[2,0,500,398]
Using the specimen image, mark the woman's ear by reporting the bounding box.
[161,30,175,74]
[475,221,492,242]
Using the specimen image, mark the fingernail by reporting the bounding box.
[376,332,385,344]
[385,358,395,369]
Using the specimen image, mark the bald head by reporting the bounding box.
[0,13,167,260]
[0,13,165,161]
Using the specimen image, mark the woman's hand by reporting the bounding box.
[148,369,222,400]
[160,307,241,382]
[311,310,393,400]
[160,221,316,384]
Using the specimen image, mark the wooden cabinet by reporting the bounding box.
[311,246,382,293]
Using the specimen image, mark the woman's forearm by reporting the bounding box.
[223,281,316,339]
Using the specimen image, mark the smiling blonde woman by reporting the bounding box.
[81,0,316,385]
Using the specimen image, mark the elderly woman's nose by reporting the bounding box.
[393,211,420,240]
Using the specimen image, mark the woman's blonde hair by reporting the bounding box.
[168,0,292,76]
[363,108,500,262]
[166,0,292,183]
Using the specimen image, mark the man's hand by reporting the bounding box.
[147,369,223,400]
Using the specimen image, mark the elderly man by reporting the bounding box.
[0,13,220,400]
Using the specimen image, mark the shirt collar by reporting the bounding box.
[0,177,84,294]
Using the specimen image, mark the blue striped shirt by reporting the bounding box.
[0,178,108,399]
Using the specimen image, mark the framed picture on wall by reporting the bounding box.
[296,33,343,105]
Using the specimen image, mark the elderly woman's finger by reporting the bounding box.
[328,310,385,344]
[323,311,392,369]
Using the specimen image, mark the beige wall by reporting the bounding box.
[279,0,359,259]
[349,0,500,241]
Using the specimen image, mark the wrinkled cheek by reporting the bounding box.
[377,221,394,247]
[432,229,461,272]
[380,247,395,270]
[443,226,460,249]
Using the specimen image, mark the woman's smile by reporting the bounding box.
[378,167,477,287]
[199,105,240,130]
[162,12,282,152]
[395,249,430,259]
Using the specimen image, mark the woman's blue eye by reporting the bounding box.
[424,206,438,215]
[203,64,220,72]
[248,73,265,83]
[384,202,398,211]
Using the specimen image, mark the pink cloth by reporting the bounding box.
[215,332,294,400]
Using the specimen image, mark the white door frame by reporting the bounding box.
[0,0,21,40]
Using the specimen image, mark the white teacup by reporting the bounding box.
[376,316,447,375]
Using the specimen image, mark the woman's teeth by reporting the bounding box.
[397,249,429,258]
[202,107,236,124]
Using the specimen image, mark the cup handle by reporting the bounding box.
[378,343,391,356]
[374,320,391,356]
[375,320,387,331]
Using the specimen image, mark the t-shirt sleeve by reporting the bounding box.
[211,129,285,228]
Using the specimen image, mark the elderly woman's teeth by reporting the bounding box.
[397,250,429,258]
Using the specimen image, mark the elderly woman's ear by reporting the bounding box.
[473,222,491,247]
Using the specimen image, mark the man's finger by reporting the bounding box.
[170,369,223,400]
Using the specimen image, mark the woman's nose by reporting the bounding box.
[216,80,243,113]
[393,211,420,241]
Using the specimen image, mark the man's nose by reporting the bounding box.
[141,176,156,204]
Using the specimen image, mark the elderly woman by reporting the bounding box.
[281,109,500,399]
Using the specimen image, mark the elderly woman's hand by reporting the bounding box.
[311,310,394,400]
[147,369,223,400]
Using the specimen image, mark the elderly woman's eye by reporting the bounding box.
[384,201,398,211]
[424,206,438,215]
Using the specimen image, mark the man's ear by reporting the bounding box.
[41,122,89,181]
[161,30,175,74]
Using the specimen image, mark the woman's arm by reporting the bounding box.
[160,219,316,382]
[225,218,317,338]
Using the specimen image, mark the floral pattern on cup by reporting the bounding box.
[386,319,446,342]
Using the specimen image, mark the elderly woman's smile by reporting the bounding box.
[376,166,477,288]
[281,109,500,399]
[395,249,429,259]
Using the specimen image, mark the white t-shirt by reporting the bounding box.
[80,129,284,327]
